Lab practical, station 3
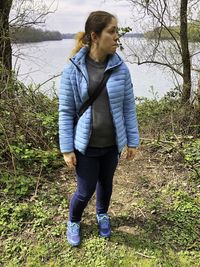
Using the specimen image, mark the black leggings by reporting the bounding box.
[69,145,120,222]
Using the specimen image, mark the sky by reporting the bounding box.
[43,0,137,33]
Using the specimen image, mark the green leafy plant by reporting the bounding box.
[183,139,200,178]
[0,173,35,199]
[160,190,200,250]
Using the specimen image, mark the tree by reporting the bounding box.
[119,0,200,104]
[180,0,191,103]
[0,0,13,98]
[0,0,58,99]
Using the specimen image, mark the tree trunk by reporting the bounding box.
[180,0,191,104]
[198,78,200,109]
[0,0,13,99]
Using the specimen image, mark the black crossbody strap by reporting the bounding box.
[77,69,112,119]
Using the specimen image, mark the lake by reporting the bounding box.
[12,38,178,99]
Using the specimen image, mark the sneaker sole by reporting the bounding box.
[66,230,81,246]
[67,237,81,246]
[98,230,111,238]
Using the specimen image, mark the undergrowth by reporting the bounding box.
[0,80,199,266]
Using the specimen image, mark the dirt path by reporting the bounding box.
[59,143,188,231]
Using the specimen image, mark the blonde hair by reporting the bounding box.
[68,31,87,60]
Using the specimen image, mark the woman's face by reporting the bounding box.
[93,17,119,55]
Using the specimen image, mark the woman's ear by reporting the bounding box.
[90,31,98,44]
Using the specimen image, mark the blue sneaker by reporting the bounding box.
[96,213,111,237]
[66,221,81,246]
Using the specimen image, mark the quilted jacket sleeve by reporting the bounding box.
[58,64,76,153]
[123,67,140,148]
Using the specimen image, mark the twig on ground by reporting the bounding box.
[135,251,156,258]
[30,164,43,200]
[137,207,146,218]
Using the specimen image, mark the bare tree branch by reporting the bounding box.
[135,57,183,76]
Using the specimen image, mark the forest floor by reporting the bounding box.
[1,142,200,267]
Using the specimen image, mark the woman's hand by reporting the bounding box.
[126,147,139,160]
[63,152,77,169]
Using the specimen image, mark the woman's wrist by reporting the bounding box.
[63,151,74,155]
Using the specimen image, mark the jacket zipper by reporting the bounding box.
[107,90,119,152]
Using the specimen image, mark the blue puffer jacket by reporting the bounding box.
[58,46,140,155]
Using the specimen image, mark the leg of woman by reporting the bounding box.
[69,149,100,222]
[96,145,119,215]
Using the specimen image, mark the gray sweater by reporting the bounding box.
[85,54,116,147]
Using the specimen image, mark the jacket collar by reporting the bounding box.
[70,46,123,72]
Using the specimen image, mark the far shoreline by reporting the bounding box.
[12,33,144,44]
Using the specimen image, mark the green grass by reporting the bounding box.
[0,166,199,267]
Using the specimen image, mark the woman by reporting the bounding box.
[58,10,140,246]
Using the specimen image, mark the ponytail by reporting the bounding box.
[68,31,88,60]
